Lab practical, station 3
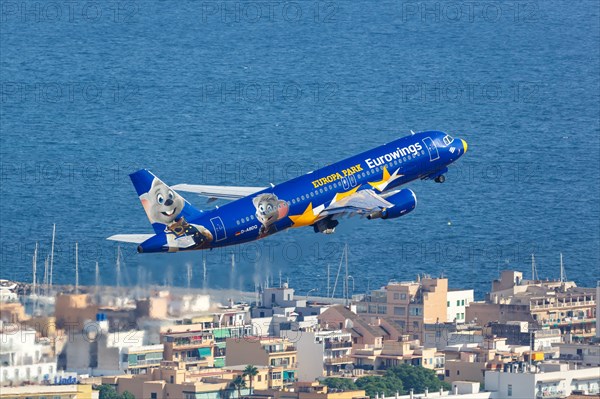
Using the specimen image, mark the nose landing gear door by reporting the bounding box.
[422,137,440,161]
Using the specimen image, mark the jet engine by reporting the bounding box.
[367,189,417,220]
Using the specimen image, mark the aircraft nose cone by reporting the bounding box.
[461,139,468,153]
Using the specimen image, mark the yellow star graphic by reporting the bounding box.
[332,185,360,203]
[288,202,320,227]
[368,167,391,191]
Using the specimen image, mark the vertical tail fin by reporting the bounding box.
[130,169,202,234]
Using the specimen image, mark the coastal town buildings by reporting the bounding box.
[1,271,598,398]
[467,271,596,340]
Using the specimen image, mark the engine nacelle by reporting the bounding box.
[367,189,417,220]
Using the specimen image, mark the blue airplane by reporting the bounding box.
[109,131,467,253]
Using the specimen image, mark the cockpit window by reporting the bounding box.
[442,135,454,146]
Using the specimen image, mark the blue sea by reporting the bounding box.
[1,0,599,298]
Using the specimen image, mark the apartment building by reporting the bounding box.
[554,342,600,367]
[0,384,94,399]
[318,305,403,348]
[252,381,368,399]
[0,326,57,386]
[65,315,149,375]
[290,330,353,381]
[102,363,237,399]
[447,289,474,323]
[121,344,164,374]
[467,271,596,340]
[354,277,448,340]
[352,334,444,374]
[225,337,297,386]
[488,321,562,352]
[423,322,483,350]
[162,330,216,370]
[484,362,600,398]
[443,337,530,384]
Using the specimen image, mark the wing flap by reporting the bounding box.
[170,184,266,200]
[323,189,393,217]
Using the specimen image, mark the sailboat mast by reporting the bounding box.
[75,242,79,294]
[344,243,349,306]
[43,255,49,296]
[49,224,55,290]
[560,253,566,283]
[116,246,121,291]
[32,243,38,296]
[95,261,100,298]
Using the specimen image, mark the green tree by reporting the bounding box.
[98,384,119,399]
[385,364,449,394]
[243,364,259,393]
[355,375,403,397]
[321,377,358,391]
[97,385,137,399]
[120,392,135,399]
[232,375,247,398]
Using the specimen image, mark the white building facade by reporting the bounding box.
[0,328,57,386]
[447,289,474,324]
[484,362,600,398]
[289,330,353,382]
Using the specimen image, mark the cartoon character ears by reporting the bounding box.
[253,193,278,208]
[140,195,155,224]
[277,200,289,219]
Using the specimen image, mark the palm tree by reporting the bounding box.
[242,364,259,393]
[232,375,246,398]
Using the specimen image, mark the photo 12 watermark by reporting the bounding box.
[199,81,339,104]
[0,1,139,23]
[200,1,338,24]
[1,81,140,104]
[400,1,540,24]
[399,81,543,104]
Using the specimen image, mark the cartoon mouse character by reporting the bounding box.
[140,178,213,249]
[253,193,289,237]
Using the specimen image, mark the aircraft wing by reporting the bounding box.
[107,234,155,243]
[322,189,394,217]
[171,184,267,201]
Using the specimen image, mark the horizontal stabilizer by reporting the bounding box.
[107,234,154,244]
[171,184,266,200]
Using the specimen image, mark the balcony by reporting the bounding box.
[558,354,583,362]
[264,345,296,354]
[270,361,297,369]
[531,301,595,310]
[324,341,353,350]
[129,358,162,367]
[536,390,566,398]
[324,356,354,365]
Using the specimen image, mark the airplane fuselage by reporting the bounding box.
[135,130,467,253]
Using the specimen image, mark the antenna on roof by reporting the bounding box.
[410,130,416,135]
